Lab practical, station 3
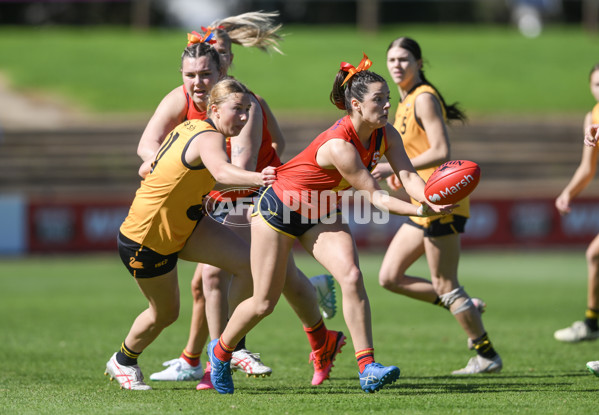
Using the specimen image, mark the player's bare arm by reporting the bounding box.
[137,87,187,162]
[583,112,599,146]
[371,161,394,181]
[372,93,449,184]
[384,124,455,214]
[229,94,262,171]
[410,92,450,170]
[556,140,599,215]
[383,125,426,201]
[318,138,419,216]
[256,94,286,155]
[191,130,266,187]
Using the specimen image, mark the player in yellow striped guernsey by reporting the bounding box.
[137,18,337,386]
[372,37,502,375]
[104,78,276,390]
[555,64,599,373]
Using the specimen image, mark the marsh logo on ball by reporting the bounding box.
[424,160,481,205]
[428,193,442,203]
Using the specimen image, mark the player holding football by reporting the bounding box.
[371,37,502,374]
[136,14,336,389]
[555,63,599,376]
[206,54,455,394]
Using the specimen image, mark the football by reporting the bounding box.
[424,160,481,205]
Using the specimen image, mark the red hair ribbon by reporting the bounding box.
[187,27,217,46]
[340,53,373,86]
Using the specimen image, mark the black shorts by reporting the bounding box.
[252,186,341,238]
[407,215,467,237]
[207,191,259,224]
[118,232,178,278]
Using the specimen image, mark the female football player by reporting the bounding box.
[207,54,455,394]
[104,78,275,390]
[554,63,599,349]
[372,37,502,375]
[138,13,336,389]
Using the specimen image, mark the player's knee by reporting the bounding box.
[191,291,206,308]
[379,273,399,292]
[338,266,363,289]
[586,245,599,266]
[253,298,278,317]
[155,304,180,327]
[379,269,408,292]
[378,268,394,289]
[190,279,205,301]
[438,286,474,315]
[432,277,458,295]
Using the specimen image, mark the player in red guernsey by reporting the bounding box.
[207,54,454,394]
[136,16,337,389]
[272,116,387,221]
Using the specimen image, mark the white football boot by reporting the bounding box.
[554,321,599,342]
[452,354,502,375]
[310,274,337,319]
[105,353,151,390]
[231,349,272,377]
[586,361,599,377]
[150,357,203,381]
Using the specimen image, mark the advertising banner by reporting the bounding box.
[24,197,599,253]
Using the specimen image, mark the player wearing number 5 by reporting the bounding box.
[372,37,502,375]
[104,79,275,390]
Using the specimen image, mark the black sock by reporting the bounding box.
[116,342,141,366]
[472,332,498,360]
[585,308,599,331]
[234,335,247,351]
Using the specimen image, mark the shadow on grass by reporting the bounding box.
[401,372,591,380]
[148,371,596,395]
[210,372,597,395]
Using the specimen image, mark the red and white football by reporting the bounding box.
[424,160,481,205]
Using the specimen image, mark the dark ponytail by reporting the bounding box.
[330,68,387,114]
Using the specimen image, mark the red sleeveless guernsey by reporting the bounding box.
[272,116,387,219]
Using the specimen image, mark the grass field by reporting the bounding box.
[1,23,599,414]
[0,25,597,117]
[1,250,598,414]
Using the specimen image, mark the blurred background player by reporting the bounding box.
[554,63,599,344]
[371,37,502,375]
[105,78,275,390]
[138,12,336,388]
[207,54,456,394]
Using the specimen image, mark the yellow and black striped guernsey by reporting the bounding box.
[120,119,217,255]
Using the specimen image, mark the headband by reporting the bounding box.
[340,53,372,86]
